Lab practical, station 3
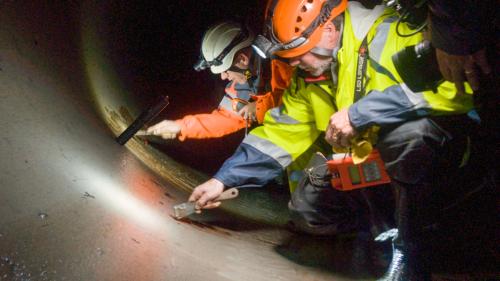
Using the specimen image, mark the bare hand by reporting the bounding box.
[436,48,491,95]
[325,109,357,148]
[237,102,256,122]
[189,178,225,211]
[146,120,181,139]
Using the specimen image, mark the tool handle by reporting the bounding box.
[116,95,169,145]
[214,188,239,201]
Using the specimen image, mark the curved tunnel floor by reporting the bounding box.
[0,1,497,281]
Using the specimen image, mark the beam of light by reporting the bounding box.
[80,164,167,231]
[79,0,206,193]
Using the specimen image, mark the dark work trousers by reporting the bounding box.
[288,153,395,237]
[376,115,482,279]
[377,115,480,230]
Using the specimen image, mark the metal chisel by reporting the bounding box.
[173,188,239,219]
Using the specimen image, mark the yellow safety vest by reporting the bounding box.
[334,8,474,161]
[337,8,474,114]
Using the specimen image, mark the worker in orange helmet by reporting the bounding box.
[146,21,293,141]
[192,0,486,280]
[190,0,394,242]
[253,0,487,280]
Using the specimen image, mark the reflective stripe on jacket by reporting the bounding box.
[249,74,335,163]
[219,80,252,112]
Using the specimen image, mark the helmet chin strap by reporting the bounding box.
[321,19,344,86]
[227,59,255,89]
[227,66,253,80]
[311,19,344,60]
[310,46,334,57]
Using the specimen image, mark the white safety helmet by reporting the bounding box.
[193,22,254,74]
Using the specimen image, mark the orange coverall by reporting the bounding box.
[175,59,293,141]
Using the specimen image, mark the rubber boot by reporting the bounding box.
[377,182,431,281]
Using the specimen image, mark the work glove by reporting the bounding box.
[146,120,181,139]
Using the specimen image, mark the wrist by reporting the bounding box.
[209,178,226,191]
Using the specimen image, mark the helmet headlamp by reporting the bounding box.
[252,34,308,59]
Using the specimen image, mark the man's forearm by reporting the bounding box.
[348,84,431,131]
[214,142,285,188]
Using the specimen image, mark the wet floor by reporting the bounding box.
[1,1,498,281]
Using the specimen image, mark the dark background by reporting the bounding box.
[105,1,265,174]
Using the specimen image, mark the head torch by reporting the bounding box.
[193,57,211,72]
[251,34,307,59]
[193,28,249,72]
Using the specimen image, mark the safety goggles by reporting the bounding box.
[193,28,249,72]
[252,0,341,59]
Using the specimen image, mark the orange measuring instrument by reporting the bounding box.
[327,149,391,191]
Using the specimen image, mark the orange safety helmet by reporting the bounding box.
[253,0,347,59]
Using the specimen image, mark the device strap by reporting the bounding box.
[354,36,369,102]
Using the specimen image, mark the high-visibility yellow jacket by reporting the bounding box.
[340,4,473,132]
[214,3,474,191]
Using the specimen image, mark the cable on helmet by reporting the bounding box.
[383,0,429,37]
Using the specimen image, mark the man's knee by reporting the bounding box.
[287,156,368,235]
[288,189,363,236]
[376,118,452,184]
